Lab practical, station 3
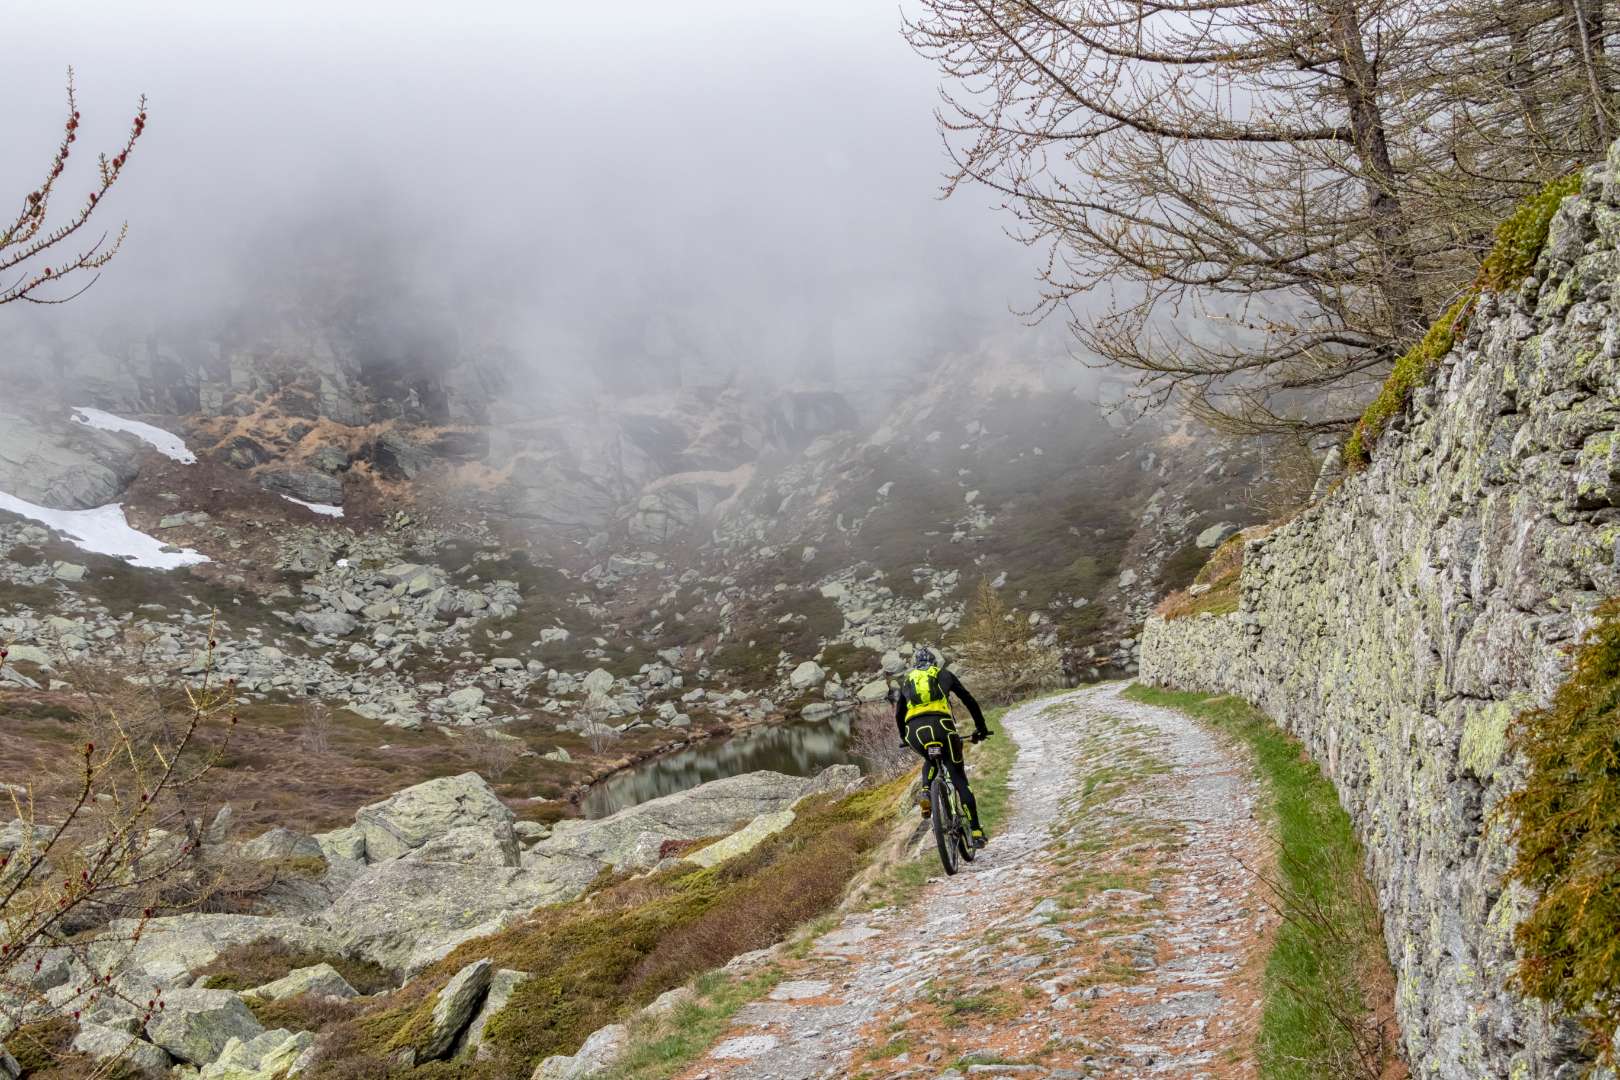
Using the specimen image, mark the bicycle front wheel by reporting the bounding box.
[930,776,958,876]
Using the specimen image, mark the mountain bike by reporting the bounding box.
[925,744,977,875]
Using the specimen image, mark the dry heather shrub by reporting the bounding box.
[0,622,238,1071]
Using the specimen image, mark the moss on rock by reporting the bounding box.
[1504,602,1620,1062]
[1346,173,1582,468]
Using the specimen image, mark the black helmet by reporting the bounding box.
[913,646,937,668]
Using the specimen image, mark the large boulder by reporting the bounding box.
[789,660,825,690]
[369,431,435,480]
[198,1028,314,1079]
[406,823,520,868]
[89,914,342,990]
[320,854,602,975]
[461,968,531,1058]
[353,772,515,863]
[70,1024,172,1077]
[297,610,358,638]
[420,958,492,1060]
[257,467,342,506]
[532,767,856,871]
[239,826,324,863]
[0,411,142,510]
[685,809,796,869]
[144,987,265,1065]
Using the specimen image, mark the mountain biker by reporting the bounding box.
[892,647,993,847]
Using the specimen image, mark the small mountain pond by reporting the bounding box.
[578,709,879,818]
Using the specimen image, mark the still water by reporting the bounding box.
[579,710,875,818]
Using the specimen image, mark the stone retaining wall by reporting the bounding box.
[1140,153,1620,1079]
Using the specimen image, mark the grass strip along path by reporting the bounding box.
[1125,685,1404,1080]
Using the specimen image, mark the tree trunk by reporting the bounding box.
[1564,0,1614,147]
[1328,0,1427,344]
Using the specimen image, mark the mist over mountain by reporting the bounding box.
[1,0,1081,397]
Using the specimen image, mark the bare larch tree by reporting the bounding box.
[905,0,1618,436]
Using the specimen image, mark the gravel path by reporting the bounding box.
[676,682,1272,1080]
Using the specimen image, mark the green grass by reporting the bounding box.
[1124,685,1400,1080]
[607,968,786,1079]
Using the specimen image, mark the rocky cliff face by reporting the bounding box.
[1140,154,1620,1078]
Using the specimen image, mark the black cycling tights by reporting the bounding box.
[903,715,981,829]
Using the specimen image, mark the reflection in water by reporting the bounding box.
[579,712,874,818]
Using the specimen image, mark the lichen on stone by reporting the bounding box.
[1346,173,1583,468]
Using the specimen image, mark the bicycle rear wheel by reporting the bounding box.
[930,776,958,875]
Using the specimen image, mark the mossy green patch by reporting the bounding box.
[1346,172,1582,467]
[1504,601,1620,1062]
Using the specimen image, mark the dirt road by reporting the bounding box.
[676,682,1272,1080]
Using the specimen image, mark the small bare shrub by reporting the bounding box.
[851,700,912,777]
[469,734,524,782]
[954,579,1062,703]
[0,621,237,1070]
[584,715,621,755]
[298,699,333,755]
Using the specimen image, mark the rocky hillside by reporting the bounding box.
[1143,159,1620,1078]
[0,320,1260,813]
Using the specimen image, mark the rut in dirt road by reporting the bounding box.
[675,681,1272,1080]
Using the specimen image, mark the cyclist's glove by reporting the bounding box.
[971,727,992,743]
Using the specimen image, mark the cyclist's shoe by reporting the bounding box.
[911,781,931,818]
[970,828,987,848]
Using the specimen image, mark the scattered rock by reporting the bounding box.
[532,1022,628,1080]
[243,962,357,1001]
[199,1028,314,1079]
[70,1024,172,1078]
[420,957,492,1060]
[144,987,265,1065]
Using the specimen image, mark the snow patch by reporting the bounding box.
[0,491,209,569]
[279,494,344,518]
[71,406,196,464]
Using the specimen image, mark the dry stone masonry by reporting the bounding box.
[1140,147,1620,1079]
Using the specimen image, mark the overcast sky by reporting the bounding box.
[2,1,1062,388]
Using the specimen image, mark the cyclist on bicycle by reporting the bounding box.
[892,647,992,847]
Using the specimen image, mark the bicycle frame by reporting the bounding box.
[925,744,976,875]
